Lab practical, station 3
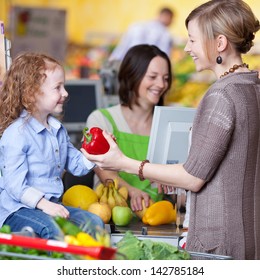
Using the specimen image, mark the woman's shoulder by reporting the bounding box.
[91,104,123,123]
[105,104,132,132]
[87,104,120,117]
[86,107,114,132]
[104,104,121,114]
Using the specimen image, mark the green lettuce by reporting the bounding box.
[116,231,190,260]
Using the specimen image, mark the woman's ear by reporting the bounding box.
[216,35,228,52]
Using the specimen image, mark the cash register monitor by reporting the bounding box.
[62,79,103,132]
[147,106,196,225]
[147,106,196,165]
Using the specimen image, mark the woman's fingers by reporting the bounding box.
[102,130,117,147]
[158,184,175,194]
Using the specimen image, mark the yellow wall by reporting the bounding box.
[1,0,260,44]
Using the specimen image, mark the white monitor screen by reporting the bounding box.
[147,106,196,164]
[62,79,104,132]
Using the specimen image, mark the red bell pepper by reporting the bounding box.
[82,127,110,155]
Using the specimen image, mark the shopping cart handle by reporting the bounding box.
[0,233,117,260]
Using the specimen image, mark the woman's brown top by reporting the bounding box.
[184,71,260,260]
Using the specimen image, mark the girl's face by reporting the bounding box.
[36,65,68,118]
[138,56,169,106]
[184,19,212,72]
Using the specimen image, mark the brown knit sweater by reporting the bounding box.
[184,71,260,260]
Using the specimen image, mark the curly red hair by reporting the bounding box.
[0,52,62,136]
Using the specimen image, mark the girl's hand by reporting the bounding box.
[37,198,69,218]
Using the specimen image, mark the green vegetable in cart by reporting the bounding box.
[0,225,11,234]
[0,224,67,259]
[116,231,190,260]
[54,216,82,236]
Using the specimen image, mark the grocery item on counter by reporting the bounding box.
[88,202,112,224]
[95,179,128,208]
[85,178,130,224]
[112,206,133,226]
[142,200,176,226]
[62,184,98,210]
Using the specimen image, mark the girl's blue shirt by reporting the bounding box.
[0,110,95,227]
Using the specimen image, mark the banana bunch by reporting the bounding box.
[95,178,128,209]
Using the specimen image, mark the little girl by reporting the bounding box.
[0,52,104,239]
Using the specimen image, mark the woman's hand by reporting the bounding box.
[158,184,175,194]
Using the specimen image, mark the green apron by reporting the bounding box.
[99,108,163,202]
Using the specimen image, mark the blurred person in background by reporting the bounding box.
[86,44,172,212]
[99,7,174,101]
[109,7,175,63]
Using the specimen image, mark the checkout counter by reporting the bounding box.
[107,215,186,248]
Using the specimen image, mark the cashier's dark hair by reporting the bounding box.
[118,44,172,109]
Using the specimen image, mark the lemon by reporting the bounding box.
[62,185,98,210]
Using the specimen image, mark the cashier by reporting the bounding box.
[86,44,172,210]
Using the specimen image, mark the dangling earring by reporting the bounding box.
[216,53,222,64]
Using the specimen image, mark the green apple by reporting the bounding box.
[112,206,133,226]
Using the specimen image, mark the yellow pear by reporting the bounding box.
[88,202,112,224]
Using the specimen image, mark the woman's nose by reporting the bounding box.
[156,77,166,88]
[184,42,190,53]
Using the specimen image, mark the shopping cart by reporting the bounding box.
[0,232,126,260]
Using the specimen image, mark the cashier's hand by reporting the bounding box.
[129,187,151,212]
[81,130,124,172]
[158,184,175,194]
